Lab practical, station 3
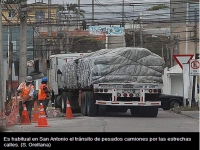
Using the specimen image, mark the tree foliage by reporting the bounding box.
[3,0,21,4]
[69,36,105,53]
[58,3,86,18]
[146,4,169,11]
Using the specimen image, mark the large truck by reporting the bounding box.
[48,47,165,117]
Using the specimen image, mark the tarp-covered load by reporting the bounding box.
[62,47,165,89]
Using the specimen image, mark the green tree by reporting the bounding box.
[4,0,20,4]
[66,3,85,18]
[146,4,169,11]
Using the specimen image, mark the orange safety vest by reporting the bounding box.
[19,82,34,101]
[38,84,49,100]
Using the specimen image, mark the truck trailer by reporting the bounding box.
[48,47,165,117]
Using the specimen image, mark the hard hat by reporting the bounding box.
[26,76,33,82]
[42,77,48,82]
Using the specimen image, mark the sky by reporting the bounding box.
[27,0,170,24]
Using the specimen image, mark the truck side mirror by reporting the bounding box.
[46,59,50,69]
[57,69,62,75]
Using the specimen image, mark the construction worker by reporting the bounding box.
[38,77,51,116]
[17,76,35,122]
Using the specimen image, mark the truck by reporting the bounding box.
[48,47,165,117]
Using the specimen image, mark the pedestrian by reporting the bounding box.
[38,77,51,117]
[17,76,34,122]
[82,20,87,30]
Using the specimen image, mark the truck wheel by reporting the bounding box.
[61,92,67,113]
[55,95,62,108]
[98,105,107,116]
[148,106,158,117]
[87,91,98,117]
[138,107,148,117]
[130,107,139,117]
[81,92,87,116]
[170,100,180,109]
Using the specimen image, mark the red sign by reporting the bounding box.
[173,54,194,69]
[190,60,200,69]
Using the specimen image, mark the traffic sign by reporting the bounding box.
[189,59,200,76]
[173,54,194,69]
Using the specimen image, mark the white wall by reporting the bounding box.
[170,75,184,96]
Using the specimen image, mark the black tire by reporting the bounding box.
[98,105,107,116]
[148,106,158,117]
[138,107,148,117]
[55,95,62,108]
[170,100,180,109]
[61,92,67,113]
[130,107,140,117]
[87,91,98,117]
[81,92,87,116]
[162,106,170,111]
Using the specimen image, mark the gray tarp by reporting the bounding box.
[62,47,165,88]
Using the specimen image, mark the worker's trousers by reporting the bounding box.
[19,100,33,122]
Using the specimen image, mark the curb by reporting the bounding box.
[180,112,199,120]
[172,110,199,120]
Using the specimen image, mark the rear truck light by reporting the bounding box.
[114,96,116,101]
[94,89,99,92]
[123,93,127,97]
[104,89,108,92]
[117,93,121,97]
[100,89,103,92]
[153,89,157,93]
[158,89,162,93]
[129,93,133,97]
[149,89,152,93]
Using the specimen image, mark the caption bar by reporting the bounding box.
[3,136,192,148]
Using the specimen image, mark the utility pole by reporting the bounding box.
[191,8,198,107]
[66,16,69,53]
[47,0,52,87]
[132,5,135,47]
[77,0,80,29]
[0,0,6,128]
[19,0,27,84]
[139,16,143,48]
[92,0,94,26]
[8,27,13,101]
[122,0,124,27]
[47,0,52,57]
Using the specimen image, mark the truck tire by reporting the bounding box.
[55,95,62,108]
[130,107,140,117]
[148,106,158,117]
[170,100,180,109]
[61,92,67,113]
[138,107,148,117]
[81,92,87,116]
[87,91,98,117]
[98,105,107,116]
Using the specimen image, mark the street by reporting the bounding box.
[4,109,199,132]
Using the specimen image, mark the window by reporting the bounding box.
[8,10,15,18]
[35,11,46,22]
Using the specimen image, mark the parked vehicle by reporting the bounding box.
[48,47,165,117]
[159,94,184,110]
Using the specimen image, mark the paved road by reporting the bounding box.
[4,109,199,132]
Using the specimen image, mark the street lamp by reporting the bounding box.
[151,35,164,58]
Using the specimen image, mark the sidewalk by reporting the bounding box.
[180,111,199,120]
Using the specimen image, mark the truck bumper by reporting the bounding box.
[95,100,161,106]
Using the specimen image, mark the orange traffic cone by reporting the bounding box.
[65,99,74,119]
[36,103,49,127]
[32,101,39,123]
[21,104,31,125]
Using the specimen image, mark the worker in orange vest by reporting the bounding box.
[17,76,35,121]
[38,77,51,116]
